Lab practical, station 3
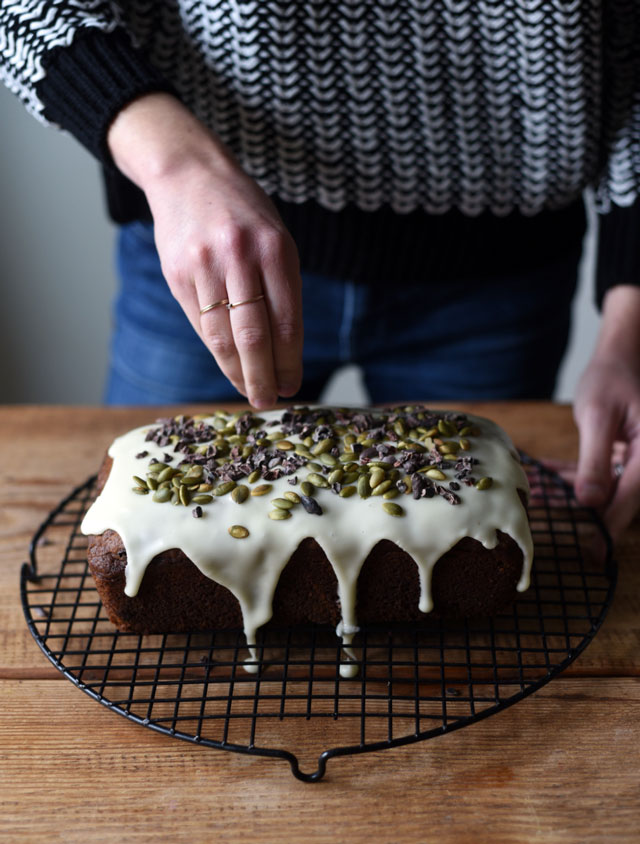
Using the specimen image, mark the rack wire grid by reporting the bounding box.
[21,454,616,782]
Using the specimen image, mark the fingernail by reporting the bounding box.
[252,395,276,410]
[278,383,298,397]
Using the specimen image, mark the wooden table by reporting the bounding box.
[1,404,638,843]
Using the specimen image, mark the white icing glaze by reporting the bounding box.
[81,408,533,672]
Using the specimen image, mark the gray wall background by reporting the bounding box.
[0,83,600,406]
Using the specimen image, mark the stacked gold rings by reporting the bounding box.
[199,294,265,315]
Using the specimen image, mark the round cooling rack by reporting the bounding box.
[21,455,616,782]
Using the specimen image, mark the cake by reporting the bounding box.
[81,405,533,674]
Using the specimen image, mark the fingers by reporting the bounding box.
[192,228,302,408]
[196,280,247,398]
[604,438,640,542]
[574,401,621,509]
[225,269,278,409]
[259,233,303,396]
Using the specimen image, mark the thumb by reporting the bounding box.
[574,402,619,508]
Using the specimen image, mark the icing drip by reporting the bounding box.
[81,407,533,673]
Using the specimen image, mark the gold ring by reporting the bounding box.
[199,298,229,315]
[227,294,265,310]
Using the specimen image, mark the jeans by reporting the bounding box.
[105,221,581,405]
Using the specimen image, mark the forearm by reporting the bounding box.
[593,285,640,364]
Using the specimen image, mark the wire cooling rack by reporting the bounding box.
[21,455,616,782]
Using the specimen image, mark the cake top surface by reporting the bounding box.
[81,405,533,673]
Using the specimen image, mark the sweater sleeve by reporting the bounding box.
[595,199,640,308]
[592,0,640,306]
[0,1,173,165]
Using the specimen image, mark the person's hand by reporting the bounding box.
[107,93,303,409]
[573,285,640,541]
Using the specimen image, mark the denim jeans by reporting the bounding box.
[105,221,581,405]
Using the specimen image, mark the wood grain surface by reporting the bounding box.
[1,404,638,844]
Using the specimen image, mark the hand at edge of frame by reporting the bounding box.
[573,284,640,542]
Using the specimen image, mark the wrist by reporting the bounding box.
[593,285,640,366]
[107,92,235,191]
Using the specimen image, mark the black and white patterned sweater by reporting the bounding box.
[2,0,640,301]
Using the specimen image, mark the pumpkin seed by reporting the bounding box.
[438,419,456,437]
[192,494,214,504]
[284,491,301,504]
[266,430,284,441]
[300,481,314,496]
[157,467,174,483]
[214,481,236,496]
[228,525,249,539]
[131,486,148,495]
[369,468,386,489]
[307,472,329,488]
[459,425,473,437]
[383,502,405,517]
[276,440,295,451]
[426,469,447,481]
[198,483,214,492]
[459,438,470,451]
[371,479,393,496]
[248,470,261,484]
[394,421,407,437]
[311,438,334,456]
[327,468,344,485]
[146,475,159,490]
[339,485,357,498]
[382,488,399,499]
[271,497,294,510]
[357,474,371,499]
[152,487,172,503]
[268,508,291,520]
[179,485,191,506]
[251,484,273,496]
[132,475,148,489]
[319,453,338,467]
[231,485,249,504]
[476,476,493,490]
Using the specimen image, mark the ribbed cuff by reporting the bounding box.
[596,198,640,308]
[35,27,176,167]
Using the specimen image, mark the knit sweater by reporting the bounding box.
[2,1,640,302]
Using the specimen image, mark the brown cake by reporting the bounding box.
[82,405,533,668]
